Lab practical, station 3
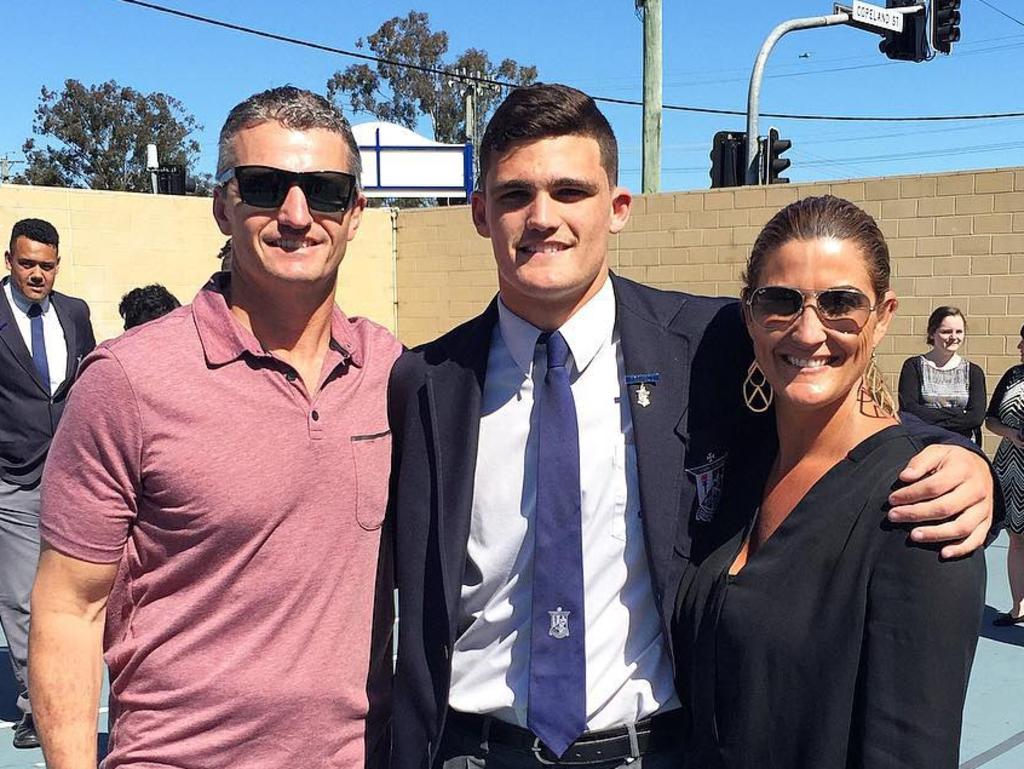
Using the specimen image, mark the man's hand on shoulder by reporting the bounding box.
[887,444,993,559]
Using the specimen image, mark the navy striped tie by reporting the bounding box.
[527,331,586,756]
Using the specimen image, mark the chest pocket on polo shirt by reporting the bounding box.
[351,429,392,530]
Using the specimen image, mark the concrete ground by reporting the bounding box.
[1,533,1021,768]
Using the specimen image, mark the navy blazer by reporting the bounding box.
[387,274,757,769]
[0,276,96,485]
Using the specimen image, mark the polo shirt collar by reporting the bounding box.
[497,275,615,376]
[193,272,363,368]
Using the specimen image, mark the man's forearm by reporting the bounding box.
[29,609,105,769]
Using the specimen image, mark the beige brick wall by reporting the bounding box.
[0,185,397,341]
[394,167,1024,452]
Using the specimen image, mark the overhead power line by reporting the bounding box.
[978,0,1024,29]
[118,0,1024,124]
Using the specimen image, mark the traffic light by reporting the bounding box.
[879,0,929,62]
[709,131,747,189]
[155,165,186,195]
[932,0,961,54]
[761,128,791,185]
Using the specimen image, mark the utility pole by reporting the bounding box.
[637,0,662,193]
[0,153,25,184]
[465,81,477,180]
[448,68,498,189]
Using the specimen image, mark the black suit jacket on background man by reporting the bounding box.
[386,274,757,768]
[0,276,96,486]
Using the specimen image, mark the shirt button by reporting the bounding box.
[286,371,297,382]
[311,410,320,421]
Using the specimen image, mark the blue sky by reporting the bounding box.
[1,0,1021,193]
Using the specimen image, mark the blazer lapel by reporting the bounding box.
[0,281,49,394]
[613,278,692,596]
[425,301,497,630]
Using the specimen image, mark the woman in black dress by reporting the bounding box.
[674,196,985,769]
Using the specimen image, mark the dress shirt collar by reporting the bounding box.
[496,275,615,375]
[7,278,52,315]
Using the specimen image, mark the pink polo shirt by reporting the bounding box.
[41,275,401,769]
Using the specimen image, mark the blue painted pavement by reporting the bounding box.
[1,533,1020,768]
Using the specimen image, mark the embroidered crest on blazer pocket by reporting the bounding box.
[351,430,392,531]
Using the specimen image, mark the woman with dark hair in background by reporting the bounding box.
[986,325,1024,626]
[674,196,985,769]
[898,306,987,443]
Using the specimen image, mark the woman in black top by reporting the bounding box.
[674,196,985,769]
[897,306,986,442]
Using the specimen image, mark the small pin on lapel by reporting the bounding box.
[636,383,652,408]
[625,372,660,409]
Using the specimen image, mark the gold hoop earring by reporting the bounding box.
[862,350,897,418]
[743,360,773,413]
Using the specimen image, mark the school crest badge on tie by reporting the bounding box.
[687,452,727,522]
[548,607,571,639]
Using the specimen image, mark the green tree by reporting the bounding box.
[16,79,202,192]
[326,11,537,146]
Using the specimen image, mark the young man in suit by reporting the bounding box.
[0,218,95,748]
[387,84,995,768]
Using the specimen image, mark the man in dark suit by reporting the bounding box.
[387,84,994,769]
[0,218,95,749]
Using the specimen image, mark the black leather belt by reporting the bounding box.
[445,709,685,765]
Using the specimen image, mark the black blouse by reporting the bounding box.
[674,425,985,769]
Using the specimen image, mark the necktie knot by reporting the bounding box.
[27,303,43,318]
[542,331,570,370]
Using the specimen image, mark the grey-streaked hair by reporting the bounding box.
[217,86,362,192]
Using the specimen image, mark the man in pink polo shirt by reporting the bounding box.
[29,86,401,769]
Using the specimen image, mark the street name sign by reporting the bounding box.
[851,0,905,33]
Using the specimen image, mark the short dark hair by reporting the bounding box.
[926,306,966,345]
[743,195,891,302]
[478,83,618,187]
[10,218,59,254]
[119,284,181,330]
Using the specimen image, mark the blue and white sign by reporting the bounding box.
[353,121,473,199]
[852,0,905,33]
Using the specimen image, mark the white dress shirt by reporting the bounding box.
[4,280,68,395]
[448,277,680,730]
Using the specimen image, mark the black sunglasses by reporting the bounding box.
[746,285,878,331]
[216,165,357,213]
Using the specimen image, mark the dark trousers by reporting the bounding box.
[0,478,41,716]
[435,714,687,769]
